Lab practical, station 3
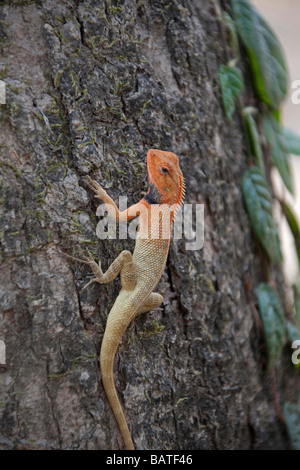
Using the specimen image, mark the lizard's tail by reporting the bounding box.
[100,309,135,450]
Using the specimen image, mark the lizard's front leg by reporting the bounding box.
[85,176,142,222]
[63,247,137,291]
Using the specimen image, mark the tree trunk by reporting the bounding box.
[0,0,296,450]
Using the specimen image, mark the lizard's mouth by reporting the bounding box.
[144,183,162,205]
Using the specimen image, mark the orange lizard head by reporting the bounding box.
[145,149,185,207]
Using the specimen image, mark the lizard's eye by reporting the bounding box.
[160,167,169,174]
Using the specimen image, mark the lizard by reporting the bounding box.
[64,149,185,450]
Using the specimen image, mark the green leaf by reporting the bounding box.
[283,127,300,155]
[272,108,281,123]
[223,12,240,57]
[292,284,300,329]
[256,283,286,369]
[242,166,281,262]
[286,321,300,344]
[230,0,288,108]
[280,200,300,240]
[219,64,244,120]
[279,200,300,269]
[262,113,293,193]
[283,403,300,450]
[243,112,265,174]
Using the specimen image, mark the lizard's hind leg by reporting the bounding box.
[62,247,136,291]
[135,292,163,316]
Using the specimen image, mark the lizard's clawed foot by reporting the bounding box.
[59,246,104,287]
[59,245,94,265]
[84,176,108,202]
[81,278,98,291]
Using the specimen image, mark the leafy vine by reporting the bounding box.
[218,0,300,449]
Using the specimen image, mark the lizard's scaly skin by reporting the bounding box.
[68,149,184,450]
[100,237,170,450]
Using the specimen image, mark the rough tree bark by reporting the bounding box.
[0,0,296,450]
